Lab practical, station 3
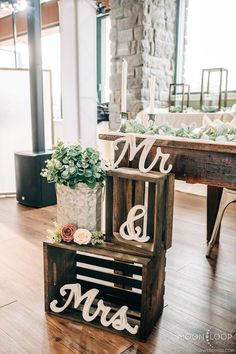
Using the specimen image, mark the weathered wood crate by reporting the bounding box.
[105,167,174,256]
[44,167,174,341]
[44,241,166,342]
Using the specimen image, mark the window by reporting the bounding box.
[0,47,18,67]
[97,14,111,103]
[178,0,236,92]
[0,27,61,119]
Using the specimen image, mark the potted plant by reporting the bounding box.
[41,141,106,231]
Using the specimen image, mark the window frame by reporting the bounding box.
[96,12,110,104]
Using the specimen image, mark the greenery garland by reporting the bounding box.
[125,120,236,142]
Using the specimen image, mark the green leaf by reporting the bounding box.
[69,167,76,175]
[85,169,93,177]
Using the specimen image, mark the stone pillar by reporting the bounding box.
[109,0,177,130]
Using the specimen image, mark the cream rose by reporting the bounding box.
[73,229,92,245]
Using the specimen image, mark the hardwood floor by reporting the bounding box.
[0,192,235,354]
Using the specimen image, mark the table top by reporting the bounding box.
[99,131,236,188]
[99,131,236,154]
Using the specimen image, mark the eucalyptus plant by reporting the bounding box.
[41,141,106,189]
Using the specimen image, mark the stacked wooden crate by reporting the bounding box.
[44,168,174,341]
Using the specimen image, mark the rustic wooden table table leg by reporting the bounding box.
[207,186,223,243]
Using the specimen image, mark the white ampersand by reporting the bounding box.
[119,205,150,243]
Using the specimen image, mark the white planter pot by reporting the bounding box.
[56,183,103,230]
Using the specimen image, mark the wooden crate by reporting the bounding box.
[105,167,174,256]
[44,241,166,342]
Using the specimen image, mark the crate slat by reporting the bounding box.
[164,174,175,249]
[125,179,133,216]
[107,168,166,182]
[76,267,142,289]
[113,176,125,232]
[77,279,142,308]
[147,182,155,236]
[75,253,142,275]
[134,180,145,230]
[47,308,141,340]
[105,175,113,238]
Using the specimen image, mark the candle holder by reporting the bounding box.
[200,68,228,112]
[119,112,128,133]
[148,113,156,128]
[168,83,190,113]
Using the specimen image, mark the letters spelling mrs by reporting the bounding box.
[50,283,139,335]
[104,135,173,173]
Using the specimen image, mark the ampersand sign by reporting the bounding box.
[119,205,150,243]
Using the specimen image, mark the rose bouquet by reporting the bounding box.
[47,223,104,246]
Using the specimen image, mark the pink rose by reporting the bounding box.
[73,229,92,245]
[60,224,77,242]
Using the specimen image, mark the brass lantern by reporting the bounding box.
[168,83,190,113]
[200,68,228,112]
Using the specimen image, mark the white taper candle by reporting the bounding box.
[121,59,128,112]
[142,181,149,238]
[149,75,155,114]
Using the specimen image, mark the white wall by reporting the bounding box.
[0,69,53,194]
[60,0,97,147]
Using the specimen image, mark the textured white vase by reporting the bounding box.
[56,183,103,230]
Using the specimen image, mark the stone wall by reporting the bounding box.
[109,0,177,130]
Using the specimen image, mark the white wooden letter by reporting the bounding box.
[50,283,139,335]
[119,205,150,242]
[104,135,172,174]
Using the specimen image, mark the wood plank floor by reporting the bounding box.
[0,192,235,354]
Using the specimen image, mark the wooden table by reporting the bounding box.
[99,132,236,242]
